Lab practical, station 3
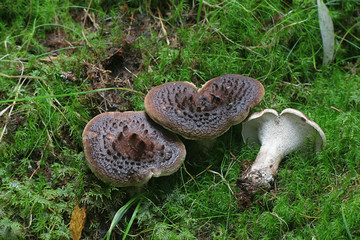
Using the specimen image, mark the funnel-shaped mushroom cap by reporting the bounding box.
[82,111,186,187]
[145,74,265,140]
[242,108,326,154]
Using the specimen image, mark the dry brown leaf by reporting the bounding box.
[69,202,86,240]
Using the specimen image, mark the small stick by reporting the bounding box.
[330,106,343,113]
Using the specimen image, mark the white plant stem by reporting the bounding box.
[245,142,285,186]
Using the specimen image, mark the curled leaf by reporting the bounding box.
[317,0,335,65]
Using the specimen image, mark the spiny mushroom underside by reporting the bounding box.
[145,74,264,139]
[82,112,185,187]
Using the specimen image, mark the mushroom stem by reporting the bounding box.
[244,142,285,186]
[196,138,216,150]
[127,185,145,197]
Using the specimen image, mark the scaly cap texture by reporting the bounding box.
[145,74,265,140]
[82,111,186,187]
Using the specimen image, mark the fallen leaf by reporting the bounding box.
[69,202,86,240]
[317,0,335,65]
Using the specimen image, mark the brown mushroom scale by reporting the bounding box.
[82,111,185,187]
[145,74,264,139]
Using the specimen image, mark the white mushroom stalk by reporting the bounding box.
[241,108,326,187]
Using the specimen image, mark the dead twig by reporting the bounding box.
[81,0,97,53]
[207,169,235,196]
[0,72,43,80]
[0,60,26,143]
[330,106,343,113]
[157,7,170,45]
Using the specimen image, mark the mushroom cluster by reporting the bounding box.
[83,74,265,187]
[82,73,326,209]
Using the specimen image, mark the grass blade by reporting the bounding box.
[122,198,143,240]
[341,206,353,240]
[196,0,203,25]
[0,87,143,104]
[317,0,335,65]
[104,194,143,240]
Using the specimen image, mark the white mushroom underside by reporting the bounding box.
[242,109,326,185]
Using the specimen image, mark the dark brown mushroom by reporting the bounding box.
[144,74,265,140]
[82,111,186,187]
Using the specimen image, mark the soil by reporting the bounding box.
[235,159,274,210]
[86,45,142,111]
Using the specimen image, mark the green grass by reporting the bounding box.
[0,0,359,239]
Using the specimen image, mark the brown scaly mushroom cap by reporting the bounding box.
[144,74,265,140]
[82,111,186,187]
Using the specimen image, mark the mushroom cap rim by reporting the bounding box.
[241,108,326,149]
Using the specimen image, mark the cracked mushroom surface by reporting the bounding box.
[144,74,265,140]
[82,111,186,187]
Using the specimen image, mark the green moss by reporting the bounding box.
[0,0,359,239]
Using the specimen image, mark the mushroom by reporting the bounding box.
[144,74,265,140]
[240,108,326,188]
[82,111,186,187]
